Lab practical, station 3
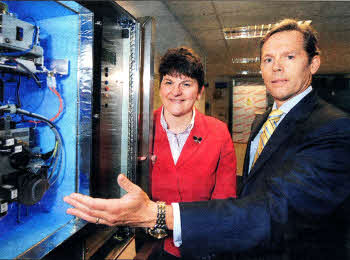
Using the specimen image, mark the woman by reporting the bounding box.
[150,47,237,259]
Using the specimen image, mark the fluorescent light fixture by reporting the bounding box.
[232,57,260,64]
[237,70,262,75]
[224,20,312,40]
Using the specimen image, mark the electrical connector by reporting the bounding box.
[46,74,57,89]
[0,198,8,217]
[0,185,18,202]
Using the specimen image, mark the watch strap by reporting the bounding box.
[155,201,167,229]
[147,201,168,239]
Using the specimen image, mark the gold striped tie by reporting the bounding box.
[253,109,284,165]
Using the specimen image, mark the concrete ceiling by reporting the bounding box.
[119,1,350,78]
[164,1,350,77]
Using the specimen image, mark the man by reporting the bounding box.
[64,19,350,259]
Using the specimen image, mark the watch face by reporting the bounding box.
[148,228,168,239]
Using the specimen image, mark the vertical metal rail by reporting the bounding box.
[137,17,155,195]
[127,22,141,183]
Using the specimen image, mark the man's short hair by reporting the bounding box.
[260,19,320,63]
[159,47,205,91]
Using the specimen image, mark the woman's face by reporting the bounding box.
[159,73,202,118]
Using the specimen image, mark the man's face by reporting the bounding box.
[260,30,320,107]
[159,73,201,118]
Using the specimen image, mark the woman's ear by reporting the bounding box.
[197,86,204,101]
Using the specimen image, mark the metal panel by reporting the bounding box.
[82,1,141,199]
[98,16,127,198]
[17,219,87,259]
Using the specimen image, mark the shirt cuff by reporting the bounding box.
[171,202,182,247]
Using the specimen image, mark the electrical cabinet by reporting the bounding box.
[0,0,154,259]
[0,1,93,258]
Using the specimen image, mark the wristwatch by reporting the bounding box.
[147,201,168,239]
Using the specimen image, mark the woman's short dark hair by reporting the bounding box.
[159,47,204,91]
[260,19,320,63]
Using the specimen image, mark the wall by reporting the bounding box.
[206,76,231,124]
[313,75,350,114]
[116,1,206,113]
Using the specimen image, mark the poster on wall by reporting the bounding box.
[232,83,267,143]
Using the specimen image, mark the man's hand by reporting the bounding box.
[64,174,157,227]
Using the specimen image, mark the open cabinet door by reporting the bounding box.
[137,17,155,197]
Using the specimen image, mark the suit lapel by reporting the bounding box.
[175,109,208,168]
[153,107,175,166]
[248,115,296,177]
[245,90,319,181]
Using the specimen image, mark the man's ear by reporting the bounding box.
[310,55,321,75]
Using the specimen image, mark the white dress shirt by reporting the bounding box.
[160,107,195,164]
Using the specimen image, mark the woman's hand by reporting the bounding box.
[64,174,157,227]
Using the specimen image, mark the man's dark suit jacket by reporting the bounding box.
[179,90,350,259]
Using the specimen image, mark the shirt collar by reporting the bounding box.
[160,106,196,133]
[272,86,313,114]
